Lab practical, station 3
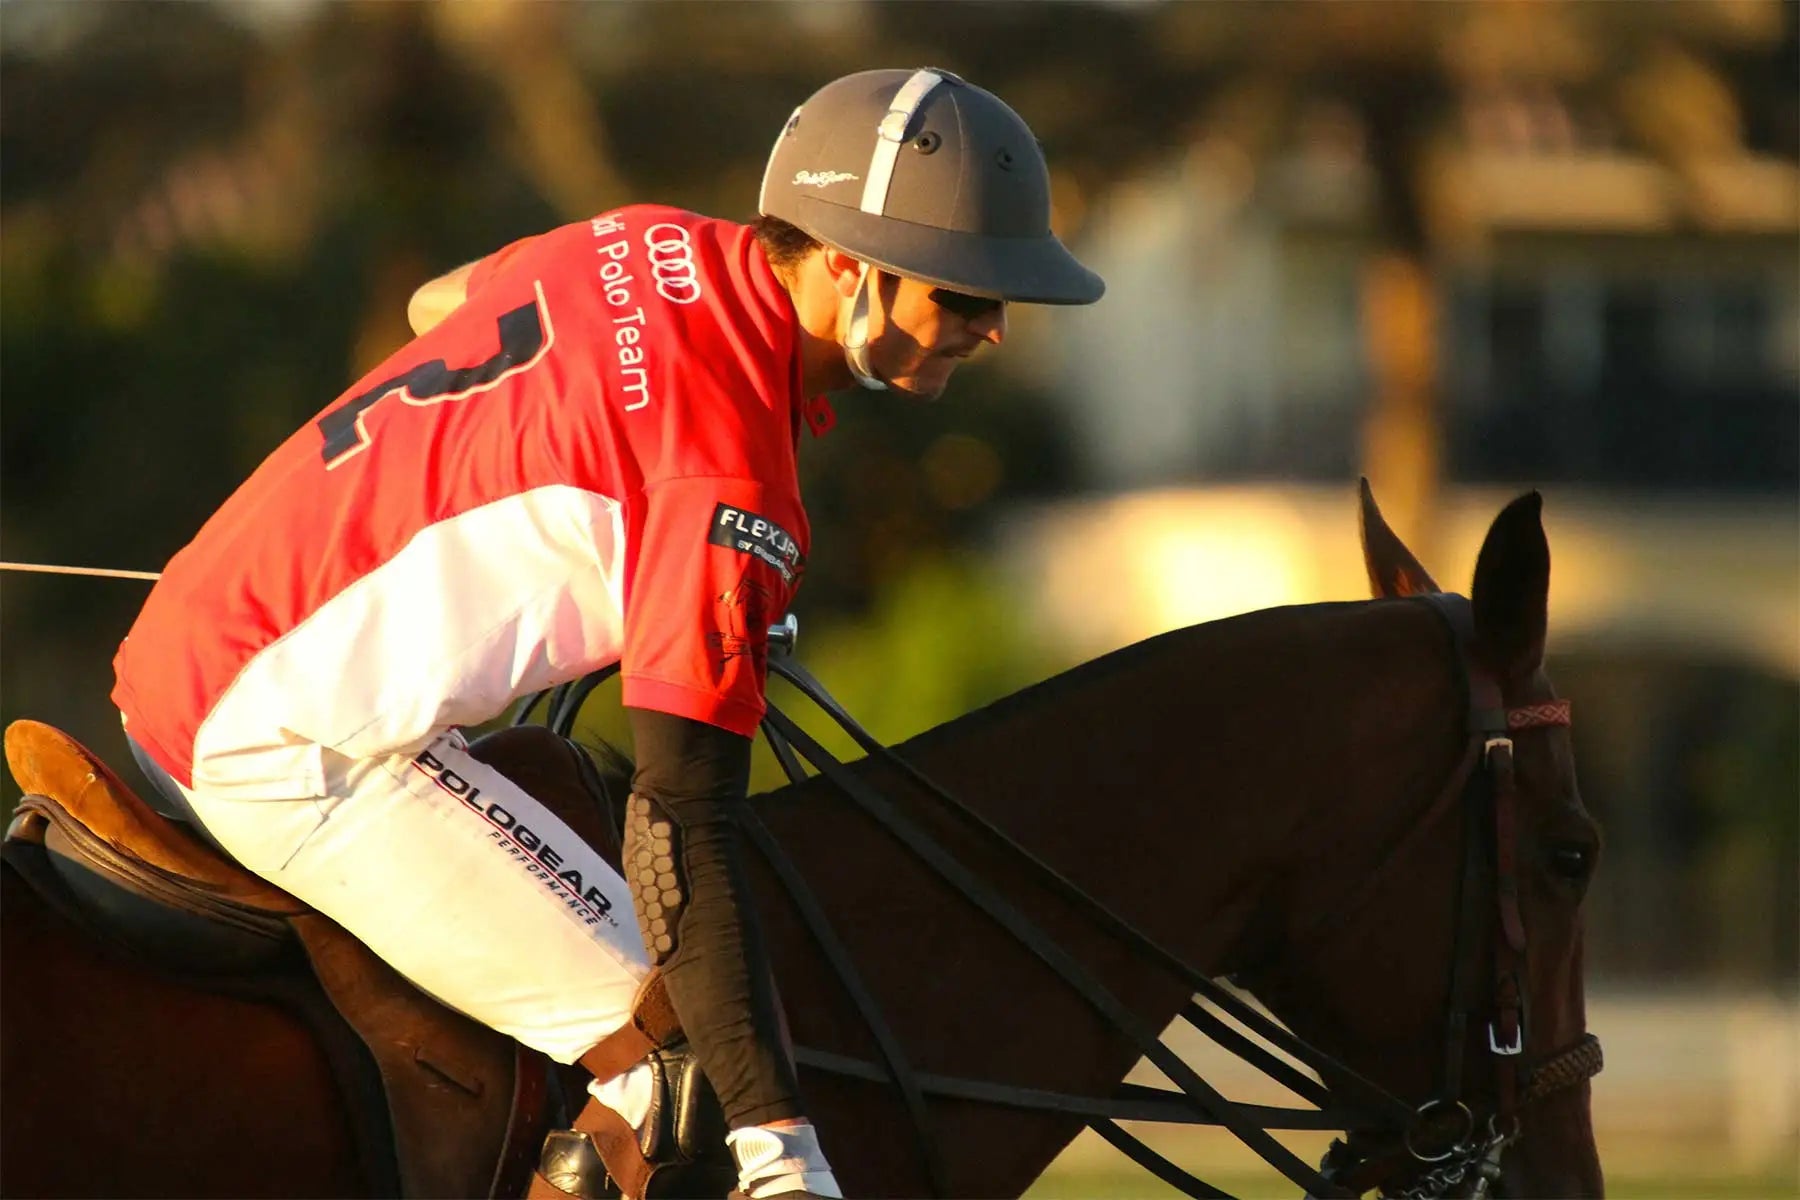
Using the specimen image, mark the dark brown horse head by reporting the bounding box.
[1267,481,1604,1196]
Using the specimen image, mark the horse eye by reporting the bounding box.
[1548,844,1593,881]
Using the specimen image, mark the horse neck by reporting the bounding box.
[757,600,1467,1197]
[877,598,1464,982]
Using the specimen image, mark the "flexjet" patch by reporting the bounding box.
[708,504,804,583]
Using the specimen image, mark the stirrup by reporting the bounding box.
[532,1043,732,1200]
[530,1130,613,1199]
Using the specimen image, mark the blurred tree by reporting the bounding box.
[756,553,1057,794]
[3,0,1793,844]
[429,2,627,223]
[863,0,1792,552]
[1554,649,1799,987]
[6,0,1789,594]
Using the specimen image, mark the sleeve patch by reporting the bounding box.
[707,503,805,584]
[708,579,774,668]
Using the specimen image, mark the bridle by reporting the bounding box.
[1301,593,1603,1198]
[523,595,1603,1199]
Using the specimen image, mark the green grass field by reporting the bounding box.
[1010,1074,1800,1199]
[1023,1127,1800,1200]
[1025,1166,1798,1199]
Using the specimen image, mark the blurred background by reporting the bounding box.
[2,2,1794,1196]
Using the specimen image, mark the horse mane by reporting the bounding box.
[568,732,636,796]
[568,598,1406,799]
[890,598,1383,760]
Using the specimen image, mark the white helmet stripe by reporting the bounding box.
[859,69,943,217]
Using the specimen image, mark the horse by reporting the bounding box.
[0,484,1603,1199]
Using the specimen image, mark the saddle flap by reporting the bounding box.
[27,809,299,973]
[3,719,297,911]
[291,912,542,1198]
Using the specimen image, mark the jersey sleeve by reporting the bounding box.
[619,475,804,737]
[466,233,544,297]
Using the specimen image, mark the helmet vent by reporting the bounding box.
[994,148,1015,171]
[913,131,941,155]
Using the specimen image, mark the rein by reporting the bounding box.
[0,561,162,581]
[526,594,1601,1199]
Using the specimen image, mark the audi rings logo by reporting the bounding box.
[645,223,702,306]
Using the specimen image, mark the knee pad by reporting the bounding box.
[624,794,685,965]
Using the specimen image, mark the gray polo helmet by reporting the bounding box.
[758,68,1104,306]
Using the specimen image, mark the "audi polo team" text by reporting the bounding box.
[589,214,703,413]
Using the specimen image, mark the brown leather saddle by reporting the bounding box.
[1,719,565,1199]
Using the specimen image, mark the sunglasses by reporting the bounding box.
[929,287,1006,321]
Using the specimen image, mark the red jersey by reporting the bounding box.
[114,206,822,796]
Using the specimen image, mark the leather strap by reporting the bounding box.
[576,1097,654,1200]
[1522,1033,1602,1104]
[739,803,949,1195]
[790,1045,1351,1129]
[768,656,1411,1128]
[1488,740,1526,1125]
[578,969,682,1085]
[1090,1118,1231,1199]
[1178,1001,1334,1111]
[759,704,1357,1199]
[490,1043,552,1199]
[526,1096,659,1200]
[1438,743,1487,1102]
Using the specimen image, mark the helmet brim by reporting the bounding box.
[788,195,1104,306]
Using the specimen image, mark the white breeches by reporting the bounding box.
[173,728,649,1065]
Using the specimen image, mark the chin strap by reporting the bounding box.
[841,261,886,391]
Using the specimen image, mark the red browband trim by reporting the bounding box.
[1507,700,1572,730]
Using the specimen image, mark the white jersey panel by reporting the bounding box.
[191,485,627,799]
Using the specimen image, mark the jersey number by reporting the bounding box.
[318,285,550,467]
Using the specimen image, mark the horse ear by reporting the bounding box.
[1358,477,1440,598]
[1471,491,1550,682]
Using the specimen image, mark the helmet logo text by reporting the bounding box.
[793,170,860,189]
